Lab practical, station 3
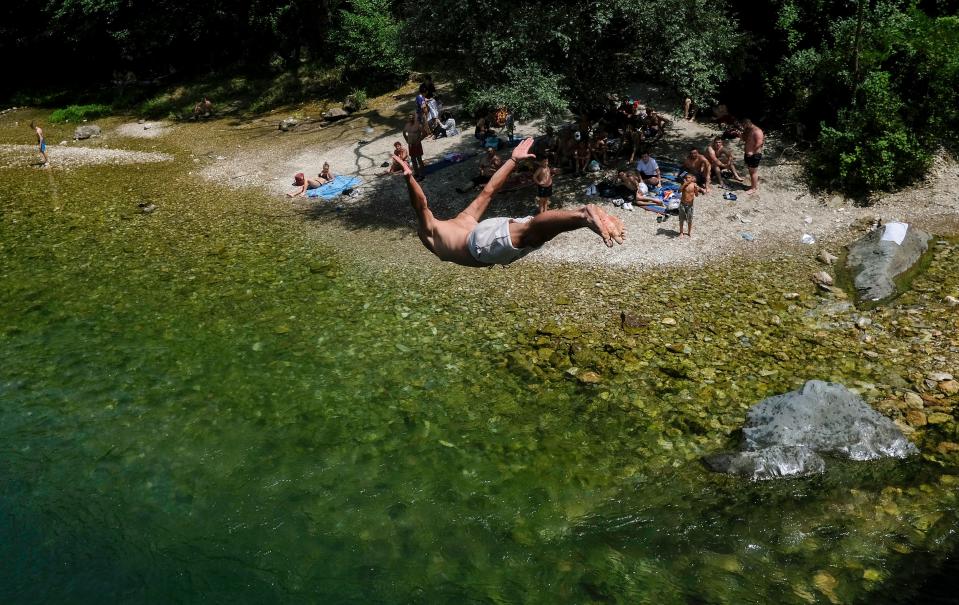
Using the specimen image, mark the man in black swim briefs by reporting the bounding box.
[741,119,765,195]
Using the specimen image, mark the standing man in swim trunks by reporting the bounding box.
[30,121,48,166]
[403,113,426,179]
[533,156,553,214]
[391,138,626,267]
[742,119,765,195]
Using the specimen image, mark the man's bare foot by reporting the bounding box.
[391,154,413,177]
[583,204,614,247]
[745,188,758,195]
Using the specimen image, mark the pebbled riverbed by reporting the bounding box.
[1,110,958,604]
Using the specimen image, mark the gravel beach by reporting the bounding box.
[196,97,959,270]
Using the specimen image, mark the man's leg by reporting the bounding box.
[712,163,725,188]
[509,204,625,249]
[537,196,547,214]
[746,165,759,194]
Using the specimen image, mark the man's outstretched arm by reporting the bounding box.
[461,138,536,222]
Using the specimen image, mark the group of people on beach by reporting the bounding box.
[383,88,765,264]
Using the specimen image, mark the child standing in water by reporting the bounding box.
[30,121,48,165]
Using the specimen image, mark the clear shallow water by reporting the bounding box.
[1,127,958,603]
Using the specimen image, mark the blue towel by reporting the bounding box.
[306,175,363,200]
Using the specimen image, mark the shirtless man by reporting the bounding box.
[573,135,591,175]
[29,121,47,165]
[383,142,410,175]
[590,132,608,166]
[533,157,554,214]
[392,138,625,267]
[683,147,712,193]
[403,114,427,178]
[532,126,557,165]
[705,137,743,188]
[193,97,213,119]
[742,119,765,195]
[457,147,502,193]
[645,107,666,140]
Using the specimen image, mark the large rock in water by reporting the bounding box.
[845,222,931,303]
[74,124,102,140]
[705,380,917,480]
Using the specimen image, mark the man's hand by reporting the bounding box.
[511,137,536,162]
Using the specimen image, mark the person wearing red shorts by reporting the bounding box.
[403,113,427,178]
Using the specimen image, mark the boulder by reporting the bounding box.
[704,446,825,480]
[74,124,102,140]
[323,108,350,121]
[706,380,917,480]
[278,118,298,132]
[845,223,931,304]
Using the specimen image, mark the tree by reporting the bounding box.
[332,0,410,89]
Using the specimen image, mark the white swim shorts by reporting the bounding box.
[467,216,537,265]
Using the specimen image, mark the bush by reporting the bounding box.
[811,71,930,196]
[349,89,367,110]
[139,94,178,119]
[48,103,112,123]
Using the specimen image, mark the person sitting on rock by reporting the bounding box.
[382,142,410,175]
[391,138,625,267]
[287,172,323,197]
[683,147,712,193]
[705,137,743,188]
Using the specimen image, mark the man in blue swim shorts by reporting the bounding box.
[392,138,626,267]
[30,121,48,165]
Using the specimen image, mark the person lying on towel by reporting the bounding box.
[287,172,323,198]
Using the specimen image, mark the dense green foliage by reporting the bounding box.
[402,0,739,118]
[333,0,410,88]
[48,103,112,124]
[756,1,959,195]
[4,0,959,195]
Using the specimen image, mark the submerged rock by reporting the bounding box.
[706,380,918,480]
[845,223,931,304]
[704,446,825,480]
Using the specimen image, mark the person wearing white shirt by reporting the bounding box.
[635,152,661,186]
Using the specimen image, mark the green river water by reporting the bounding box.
[2,115,958,604]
